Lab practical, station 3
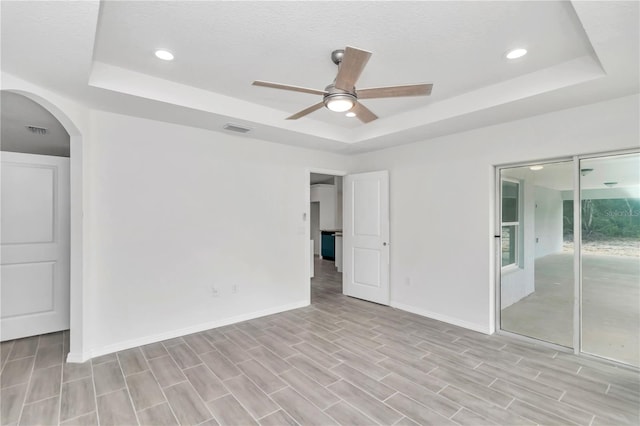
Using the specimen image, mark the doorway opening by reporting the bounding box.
[309,172,344,302]
[1,90,77,361]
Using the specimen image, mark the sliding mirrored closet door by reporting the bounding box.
[579,153,639,367]
[498,152,640,368]
[499,161,575,348]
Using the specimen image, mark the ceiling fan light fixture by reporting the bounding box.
[325,94,355,112]
[345,112,357,118]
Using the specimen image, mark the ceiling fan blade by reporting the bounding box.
[286,102,325,120]
[352,102,378,123]
[252,81,326,96]
[334,46,372,92]
[358,83,433,99]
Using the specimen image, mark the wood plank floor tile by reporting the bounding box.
[126,370,166,411]
[137,403,179,426]
[323,401,377,426]
[148,355,186,388]
[60,378,96,422]
[327,380,402,425]
[237,359,287,394]
[140,342,168,360]
[1,357,34,388]
[207,394,257,426]
[166,343,201,370]
[20,396,60,426]
[200,351,241,381]
[183,364,228,402]
[96,388,138,426]
[164,382,212,425]
[258,409,298,426]
[92,361,125,396]
[223,374,278,418]
[286,354,339,387]
[386,393,457,425]
[25,364,62,403]
[278,368,340,410]
[270,387,338,426]
[248,346,292,375]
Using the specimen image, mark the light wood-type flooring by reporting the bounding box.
[1,257,638,425]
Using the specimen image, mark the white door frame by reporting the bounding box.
[3,89,87,362]
[305,168,347,304]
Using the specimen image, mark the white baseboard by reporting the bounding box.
[68,300,309,363]
[66,352,86,363]
[390,301,491,335]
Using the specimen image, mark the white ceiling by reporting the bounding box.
[1,1,638,154]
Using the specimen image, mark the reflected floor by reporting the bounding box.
[502,253,640,367]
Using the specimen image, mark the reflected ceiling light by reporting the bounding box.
[604,182,618,187]
[345,112,357,118]
[324,94,356,112]
[529,165,544,171]
[581,168,594,176]
[155,49,174,61]
[505,48,527,60]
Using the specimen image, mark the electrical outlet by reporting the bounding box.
[232,284,239,294]
[211,286,219,297]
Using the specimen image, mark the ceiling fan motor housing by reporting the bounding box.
[331,49,345,65]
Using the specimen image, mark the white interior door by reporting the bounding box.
[343,170,389,305]
[1,152,70,341]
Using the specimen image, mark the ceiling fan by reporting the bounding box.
[252,46,433,123]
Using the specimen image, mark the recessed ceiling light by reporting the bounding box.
[345,112,356,118]
[505,48,527,60]
[155,49,174,61]
[529,165,544,171]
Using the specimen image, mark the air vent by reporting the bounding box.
[223,123,252,134]
[25,125,48,135]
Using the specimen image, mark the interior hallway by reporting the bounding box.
[1,258,638,425]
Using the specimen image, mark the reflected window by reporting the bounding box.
[502,179,520,267]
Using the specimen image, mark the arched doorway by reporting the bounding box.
[1,89,85,362]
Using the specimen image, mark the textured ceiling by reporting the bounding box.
[1,1,638,153]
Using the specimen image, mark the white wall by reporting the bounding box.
[352,94,639,333]
[87,110,349,356]
[310,184,337,230]
[310,202,320,255]
[336,177,343,230]
[535,186,564,258]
